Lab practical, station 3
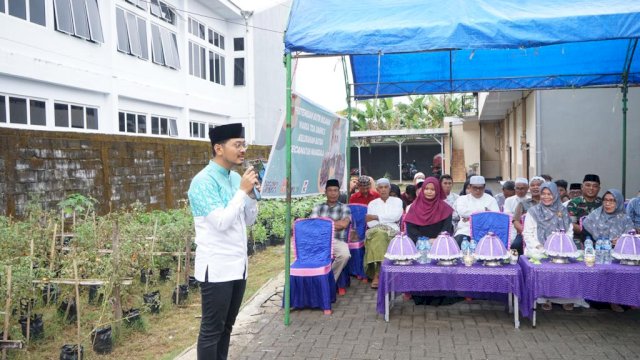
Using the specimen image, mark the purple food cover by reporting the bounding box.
[612,231,640,261]
[385,233,420,261]
[544,230,579,258]
[429,231,462,260]
[474,231,510,261]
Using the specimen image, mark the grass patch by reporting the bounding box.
[10,245,286,360]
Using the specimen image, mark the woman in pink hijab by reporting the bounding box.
[404,177,454,243]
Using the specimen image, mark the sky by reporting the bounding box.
[235,0,348,113]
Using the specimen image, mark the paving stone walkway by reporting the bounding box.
[178,271,640,360]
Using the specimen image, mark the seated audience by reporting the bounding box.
[405,177,454,242]
[555,179,569,203]
[440,174,460,229]
[495,180,515,211]
[522,182,586,311]
[567,174,602,245]
[310,179,351,285]
[627,191,640,232]
[453,176,499,245]
[413,172,426,186]
[389,184,402,200]
[401,185,417,210]
[364,178,403,289]
[568,183,582,199]
[504,177,530,254]
[349,176,380,205]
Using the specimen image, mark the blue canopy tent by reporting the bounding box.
[280,0,640,324]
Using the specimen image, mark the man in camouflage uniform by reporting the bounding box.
[567,174,602,244]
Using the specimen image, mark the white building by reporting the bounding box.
[0,0,287,145]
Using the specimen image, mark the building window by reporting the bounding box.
[149,0,175,25]
[208,28,224,50]
[125,0,146,10]
[55,102,99,130]
[189,42,206,79]
[0,95,46,126]
[54,0,104,43]
[189,17,205,40]
[150,23,180,69]
[0,96,6,123]
[190,121,207,139]
[116,8,148,60]
[209,51,225,85]
[6,0,45,26]
[234,58,244,86]
[118,111,146,134]
[151,116,177,136]
[234,37,244,51]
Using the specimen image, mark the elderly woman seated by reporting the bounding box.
[582,189,634,312]
[364,178,404,289]
[523,182,588,311]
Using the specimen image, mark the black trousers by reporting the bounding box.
[197,277,246,360]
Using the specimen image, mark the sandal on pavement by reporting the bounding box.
[542,302,552,311]
[611,304,625,313]
[562,303,574,311]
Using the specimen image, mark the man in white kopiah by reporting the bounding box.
[453,175,499,245]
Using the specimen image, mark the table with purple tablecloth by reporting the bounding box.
[376,259,526,327]
[519,256,640,326]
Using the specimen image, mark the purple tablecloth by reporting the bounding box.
[519,256,640,317]
[376,259,527,317]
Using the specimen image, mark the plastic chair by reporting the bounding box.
[346,204,367,280]
[470,211,513,249]
[288,218,336,314]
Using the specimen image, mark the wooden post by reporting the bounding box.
[60,210,65,250]
[2,266,12,360]
[175,254,181,305]
[184,236,192,286]
[111,222,122,338]
[26,239,35,344]
[73,260,81,360]
[48,223,58,305]
[145,220,158,294]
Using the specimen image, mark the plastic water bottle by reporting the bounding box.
[584,236,593,251]
[469,239,477,254]
[461,237,471,256]
[595,238,603,264]
[416,237,430,264]
[603,239,612,264]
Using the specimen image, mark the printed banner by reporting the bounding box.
[261,93,348,198]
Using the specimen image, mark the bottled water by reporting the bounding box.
[584,243,596,267]
[595,238,603,264]
[469,239,477,254]
[416,237,430,264]
[584,236,593,250]
[460,237,471,256]
[602,239,612,264]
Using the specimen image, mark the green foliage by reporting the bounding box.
[57,193,97,216]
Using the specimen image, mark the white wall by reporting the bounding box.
[538,88,640,197]
[0,0,284,144]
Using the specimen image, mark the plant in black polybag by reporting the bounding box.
[91,325,113,355]
[172,284,189,305]
[59,344,83,360]
[19,313,44,340]
[143,290,161,314]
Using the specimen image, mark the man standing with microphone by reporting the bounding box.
[188,123,259,360]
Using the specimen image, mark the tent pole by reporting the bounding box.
[621,38,638,197]
[342,57,352,195]
[284,53,292,326]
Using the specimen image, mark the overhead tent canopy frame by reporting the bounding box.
[281,0,640,325]
[351,128,447,181]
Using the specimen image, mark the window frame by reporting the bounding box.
[54,101,99,130]
[0,93,47,127]
[116,7,149,60]
[118,110,147,134]
[189,120,207,139]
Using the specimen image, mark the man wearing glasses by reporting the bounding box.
[453,175,499,245]
[567,174,603,244]
[188,123,259,360]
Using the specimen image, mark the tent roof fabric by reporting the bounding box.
[284,0,640,98]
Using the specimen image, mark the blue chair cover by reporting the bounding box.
[470,211,512,248]
[347,204,368,279]
[348,204,368,241]
[287,218,336,311]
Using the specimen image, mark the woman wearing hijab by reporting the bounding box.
[582,189,633,312]
[523,182,587,311]
[582,189,634,243]
[404,177,454,243]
